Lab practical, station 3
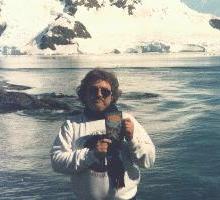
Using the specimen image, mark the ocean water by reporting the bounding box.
[0,54,220,200]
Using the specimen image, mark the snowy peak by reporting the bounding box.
[1,0,220,55]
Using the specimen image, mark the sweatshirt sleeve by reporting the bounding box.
[124,113,156,169]
[50,120,98,175]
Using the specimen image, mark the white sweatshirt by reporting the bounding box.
[50,112,155,200]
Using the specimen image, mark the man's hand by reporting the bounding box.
[94,138,112,159]
[122,118,134,141]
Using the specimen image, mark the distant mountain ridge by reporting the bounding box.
[0,0,220,55]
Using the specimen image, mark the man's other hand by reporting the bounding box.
[122,118,134,141]
[94,138,112,158]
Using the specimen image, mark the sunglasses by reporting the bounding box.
[88,86,112,98]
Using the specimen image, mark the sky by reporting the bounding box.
[182,0,220,17]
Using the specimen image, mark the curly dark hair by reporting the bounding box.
[76,69,122,105]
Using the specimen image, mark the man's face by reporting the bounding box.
[85,80,113,112]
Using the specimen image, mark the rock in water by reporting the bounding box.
[0,91,40,112]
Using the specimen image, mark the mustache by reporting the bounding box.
[91,96,104,101]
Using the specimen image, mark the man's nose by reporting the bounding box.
[96,88,102,97]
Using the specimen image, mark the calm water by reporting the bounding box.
[0,55,220,200]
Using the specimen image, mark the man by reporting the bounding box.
[50,69,155,200]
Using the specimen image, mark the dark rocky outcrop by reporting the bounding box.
[38,20,91,50]
[111,49,121,54]
[123,92,160,100]
[0,22,6,36]
[62,0,77,16]
[110,0,140,15]
[1,81,32,91]
[110,0,127,8]
[60,0,102,16]
[0,81,79,113]
[80,0,102,9]
[0,91,40,112]
[209,18,220,30]
[74,21,91,38]
[0,91,74,112]
[60,0,141,16]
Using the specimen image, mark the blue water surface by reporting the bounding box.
[0,55,220,200]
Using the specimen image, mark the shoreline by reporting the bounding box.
[0,52,220,69]
[1,51,220,58]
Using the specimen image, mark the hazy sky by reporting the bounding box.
[182,0,220,16]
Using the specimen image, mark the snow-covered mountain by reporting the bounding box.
[0,0,220,55]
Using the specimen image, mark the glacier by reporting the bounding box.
[0,0,220,55]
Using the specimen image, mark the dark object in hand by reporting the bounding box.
[105,111,123,143]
